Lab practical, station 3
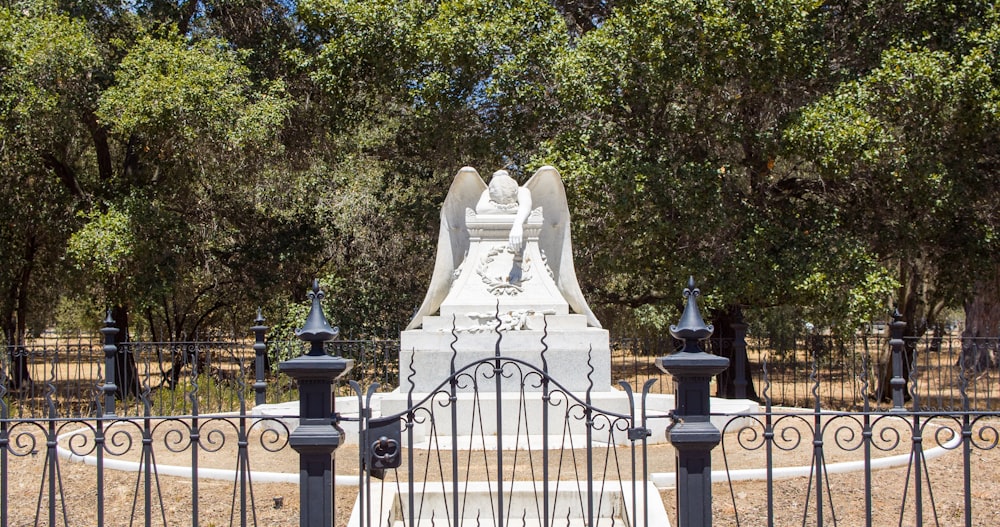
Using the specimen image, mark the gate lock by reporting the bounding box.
[363,416,402,479]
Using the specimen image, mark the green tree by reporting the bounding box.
[788,9,1000,382]
[536,0,906,396]
[0,6,97,341]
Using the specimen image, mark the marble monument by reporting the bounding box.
[399,166,611,393]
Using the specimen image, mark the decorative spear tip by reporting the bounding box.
[682,275,700,299]
[104,309,115,326]
[254,307,265,324]
[296,279,338,344]
[669,277,713,342]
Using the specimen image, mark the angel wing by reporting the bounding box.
[406,167,487,330]
[525,166,602,328]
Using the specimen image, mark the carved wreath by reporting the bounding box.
[477,246,532,295]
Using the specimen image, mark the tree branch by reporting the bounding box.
[82,110,113,182]
[42,153,85,198]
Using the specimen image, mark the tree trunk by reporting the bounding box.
[709,306,758,400]
[3,326,31,392]
[875,259,940,401]
[959,270,1000,376]
[2,235,39,390]
[112,304,142,399]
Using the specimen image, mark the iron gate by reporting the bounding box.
[343,341,668,527]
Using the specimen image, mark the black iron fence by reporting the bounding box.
[0,319,298,527]
[5,330,999,418]
[716,356,1000,527]
[3,303,1000,526]
[611,331,1000,412]
[1,335,400,418]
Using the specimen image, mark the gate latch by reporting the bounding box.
[363,416,402,479]
[627,427,652,441]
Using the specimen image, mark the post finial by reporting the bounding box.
[669,276,714,343]
[296,279,339,355]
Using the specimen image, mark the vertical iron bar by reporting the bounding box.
[406,352,416,527]
[889,311,907,411]
[144,398,153,527]
[861,358,872,527]
[449,324,459,527]
[238,368,249,527]
[493,312,504,527]
[812,357,824,527]
[495,350,504,527]
[408,406,415,527]
[252,310,268,406]
[731,318,748,399]
[191,351,201,527]
[762,361,774,527]
[912,415,923,525]
[961,370,972,527]
[631,406,638,527]
[911,370,923,526]
[101,312,119,417]
[357,385,367,527]
[46,404,57,527]
[586,378,594,527]
[0,368,7,527]
[358,385,367,527]
[96,413,106,527]
[641,382,654,527]
[541,318,550,527]
[623,382,638,527]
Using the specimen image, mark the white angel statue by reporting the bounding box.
[406,166,601,330]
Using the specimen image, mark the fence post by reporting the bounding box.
[251,309,268,407]
[889,309,907,410]
[731,314,748,399]
[279,280,353,527]
[656,278,730,527]
[100,311,119,416]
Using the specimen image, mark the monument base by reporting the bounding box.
[399,314,610,393]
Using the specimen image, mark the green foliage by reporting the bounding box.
[67,206,134,277]
[785,8,1000,323]
[2,0,998,344]
[0,6,100,125]
[98,34,291,164]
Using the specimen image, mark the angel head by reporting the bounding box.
[488,170,519,205]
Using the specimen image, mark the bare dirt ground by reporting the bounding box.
[4,414,1000,526]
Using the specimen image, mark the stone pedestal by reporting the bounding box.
[399,322,610,394]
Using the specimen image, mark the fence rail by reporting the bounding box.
[4,331,999,417]
[611,332,1000,412]
[1,336,400,418]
